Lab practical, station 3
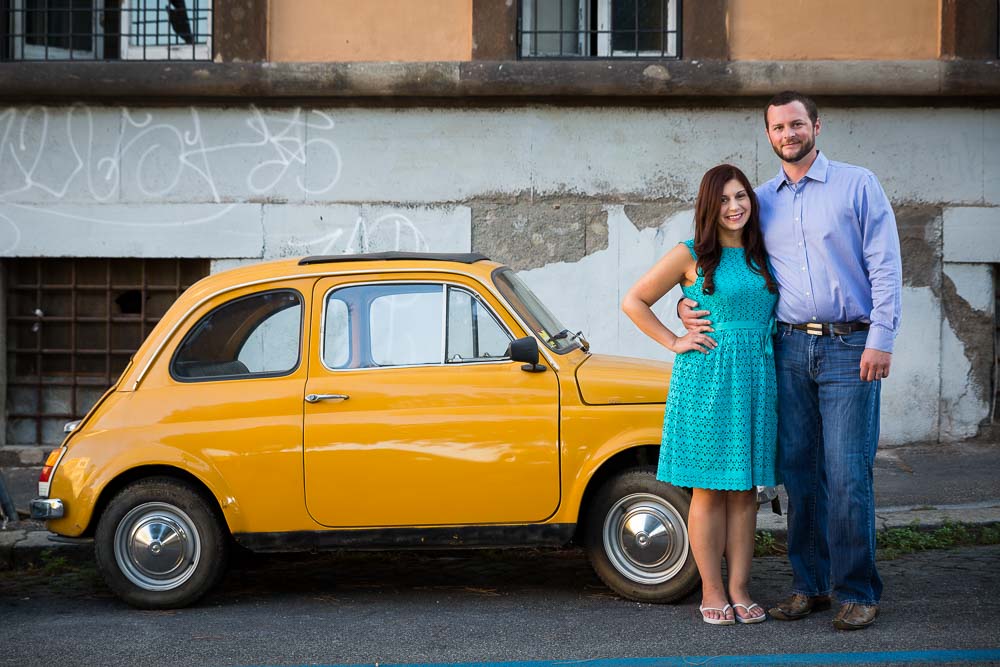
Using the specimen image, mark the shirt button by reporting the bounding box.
[812,316,817,321]
[806,292,810,296]
[798,242,802,246]
[795,217,800,221]
[801,266,806,271]
[796,193,801,197]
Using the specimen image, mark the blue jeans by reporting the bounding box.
[774,327,883,605]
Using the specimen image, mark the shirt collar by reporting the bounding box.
[774,150,829,191]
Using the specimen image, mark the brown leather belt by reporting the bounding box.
[778,321,870,337]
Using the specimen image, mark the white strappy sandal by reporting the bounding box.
[699,603,736,625]
[733,602,768,624]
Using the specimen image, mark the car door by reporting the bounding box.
[303,275,561,528]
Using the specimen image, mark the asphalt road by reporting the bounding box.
[2,544,999,666]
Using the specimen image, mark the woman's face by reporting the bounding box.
[717,178,751,235]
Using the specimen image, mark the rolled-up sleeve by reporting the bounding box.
[859,174,902,352]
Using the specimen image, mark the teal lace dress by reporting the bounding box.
[657,240,779,490]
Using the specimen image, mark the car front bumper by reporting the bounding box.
[30,498,64,519]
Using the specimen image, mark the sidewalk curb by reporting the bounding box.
[0,528,93,570]
[756,502,1000,539]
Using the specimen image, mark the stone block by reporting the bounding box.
[119,107,311,203]
[532,108,757,199]
[0,204,264,258]
[985,111,1000,206]
[880,287,940,445]
[263,204,471,258]
[800,108,984,204]
[0,106,121,204]
[943,207,1000,263]
[309,108,531,202]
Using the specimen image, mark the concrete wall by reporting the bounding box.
[0,104,996,445]
[728,0,941,60]
[268,0,472,62]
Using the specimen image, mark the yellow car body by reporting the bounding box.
[34,253,697,608]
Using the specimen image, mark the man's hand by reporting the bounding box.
[860,349,892,382]
[678,298,716,340]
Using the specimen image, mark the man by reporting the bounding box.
[680,91,902,630]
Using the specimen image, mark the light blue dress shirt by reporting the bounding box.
[756,151,902,353]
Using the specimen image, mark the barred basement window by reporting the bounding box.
[1,0,212,61]
[5,258,209,445]
[520,0,680,58]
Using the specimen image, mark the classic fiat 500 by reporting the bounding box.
[32,252,696,609]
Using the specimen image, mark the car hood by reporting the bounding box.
[574,353,671,405]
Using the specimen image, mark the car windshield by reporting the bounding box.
[492,268,582,354]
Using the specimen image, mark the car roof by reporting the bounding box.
[180,253,507,304]
[299,252,491,265]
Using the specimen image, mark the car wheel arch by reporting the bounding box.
[86,465,234,538]
[574,444,674,543]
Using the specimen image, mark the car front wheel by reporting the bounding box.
[95,477,229,609]
[584,467,699,602]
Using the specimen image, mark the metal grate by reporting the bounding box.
[519,0,681,59]
[5,258,208,445]
[1,0,212,61]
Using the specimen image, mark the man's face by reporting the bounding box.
[766,101,820,164]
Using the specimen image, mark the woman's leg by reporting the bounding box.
[689,488,731,621]
[725,489,765,620]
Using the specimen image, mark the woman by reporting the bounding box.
[622,164,778,625]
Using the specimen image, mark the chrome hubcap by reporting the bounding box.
[603,492,688,585]
[114,502,201,592]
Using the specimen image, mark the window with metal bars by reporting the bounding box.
[5,258,209,445]
[1,0,212,61]
[520,0,680,59]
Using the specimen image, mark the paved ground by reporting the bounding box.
[1,545,999,666]
[1,440,999,666]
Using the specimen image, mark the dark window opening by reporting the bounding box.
[519,0,680,59]
[1,0,212,61]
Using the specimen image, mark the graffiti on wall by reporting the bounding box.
[0,105,454,256]
[0,105,342,202]
[281,212,431,256]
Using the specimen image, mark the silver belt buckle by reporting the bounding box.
[805,322,825,336]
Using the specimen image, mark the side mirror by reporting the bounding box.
[508,336,546,373]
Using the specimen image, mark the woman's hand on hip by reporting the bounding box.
[670,331,717,354]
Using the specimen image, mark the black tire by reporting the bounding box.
[94,477,229,609]
[584,466,699,603]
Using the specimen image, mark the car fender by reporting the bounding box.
[46,437,244,538]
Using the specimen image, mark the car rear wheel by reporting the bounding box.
[584,466,699,602]
[95,477,229,609]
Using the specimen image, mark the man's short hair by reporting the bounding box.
[765,91,819,127]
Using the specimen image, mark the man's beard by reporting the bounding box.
[771,134,815,163]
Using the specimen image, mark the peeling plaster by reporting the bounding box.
[896,205,942,289]
[938,268,994,436]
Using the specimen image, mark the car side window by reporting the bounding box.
[321,283,511,370]
[172,290,302,381]
[446,287,512,363]
[369,287,444,366]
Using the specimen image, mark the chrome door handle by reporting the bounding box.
[304,393,350,403]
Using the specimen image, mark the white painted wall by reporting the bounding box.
[1,104,998,445]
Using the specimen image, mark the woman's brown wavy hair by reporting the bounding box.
[693,164,778,296]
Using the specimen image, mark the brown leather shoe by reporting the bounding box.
[768,593,832,620]
[832,602,879,631]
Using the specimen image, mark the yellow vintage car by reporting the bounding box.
[31,252,697,609]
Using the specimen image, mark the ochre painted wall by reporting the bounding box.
[269,0,472,62]
[728,0,941,60]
